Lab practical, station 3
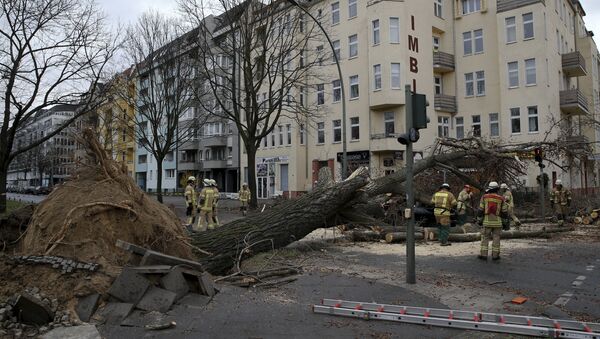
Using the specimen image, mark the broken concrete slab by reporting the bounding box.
[120,310,172,328]
[107,268,151,304]
[160,268,189,300]
[129,265,173,274]
[135,287,177,313]
[95,302,134,325]
[13,293,54,325]
[41,324,101,339]
[115,240,147,255]
[140,250,204,272]
[199,272,216,298]
[176,294,211,309]
[75,294,100,322]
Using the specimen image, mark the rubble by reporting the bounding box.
[11,255,100,274]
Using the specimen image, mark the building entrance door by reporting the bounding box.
[258,176,268,199]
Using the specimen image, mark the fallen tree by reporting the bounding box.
[385,226,573,243]
[190,138,550,274]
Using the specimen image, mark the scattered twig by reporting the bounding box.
[144,321,176,331]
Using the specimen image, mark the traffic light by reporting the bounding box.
[534,147,543,163]
[397,92,429,145]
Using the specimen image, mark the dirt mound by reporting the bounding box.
[21,129,193,270]
[0,204,35,247]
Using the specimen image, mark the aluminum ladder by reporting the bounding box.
[313,299,600,338]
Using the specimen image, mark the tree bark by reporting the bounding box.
[385,232,425,243]
[0,164,7,213]
[190,168,370,275]
[246,145,258,209]
[156,156,164,203]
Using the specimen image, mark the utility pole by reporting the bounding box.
[397,85,429,285]
[535,147,545,219]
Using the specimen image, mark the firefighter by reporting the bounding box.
[184,176,197,227]
[456,185,473,226]
[382,193,401,227]
[239,183,251,216]
[550,179,571,226]
[478,181,508,261]
[210,179,220,227]
[431,183,457,246]
[500,183,521,229]
[196,178,217,231]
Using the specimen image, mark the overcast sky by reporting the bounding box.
[98,0,600,39]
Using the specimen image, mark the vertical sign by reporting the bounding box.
[408,15,419,91]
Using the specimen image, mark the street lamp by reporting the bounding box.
[285,0,348,179]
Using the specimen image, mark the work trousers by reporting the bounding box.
[554,204,568,225]
[435,215,451,245]
[480,227,501,258]
[195,209,214,232]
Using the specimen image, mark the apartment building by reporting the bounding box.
[239,0,600,198]
[7,104,80,189]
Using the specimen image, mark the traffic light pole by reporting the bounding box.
[405,84,416,285]
[539,164,545,220]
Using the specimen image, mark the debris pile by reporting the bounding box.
[11,255,100,274]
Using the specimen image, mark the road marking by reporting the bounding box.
[571,276,586,288]
[586,265,595,271]
[554,292,574,306]
[576,275,586,281]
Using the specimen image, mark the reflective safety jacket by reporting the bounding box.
[502,190,514,208]
[550,187,571,206]
[184,184,196,205]
[480,193,508,227]
[199,187,217,211]
[457,189,472,213]
[239,188,251,202]
[431,189,457,216]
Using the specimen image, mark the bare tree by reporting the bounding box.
[179,0,327,208]
[0,0,118,212]
[123,11,206,202]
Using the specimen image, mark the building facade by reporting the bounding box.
[238,0,599,198]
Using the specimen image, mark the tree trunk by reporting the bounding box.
[0,164,7,214]
[190,168,370,275]
[156,156,164,203]
[347,230,385,242]
[385,232,425,243]
[246,144,258,209]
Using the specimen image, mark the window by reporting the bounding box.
[349,0,357,18]
[434,0,443,18]
[351,117,360,140]
[389,17,400,43]
[262,135,268,148]
[465,73,474,97]
[149,170,153,181]
[271,132,276,147]
[300,123,305,145]
[474,29,483,53]
[433,36,440,51]
[508,61,519,88]
[523,13,534,39]
[471,115,481,137]
[317,84,325,105]
[510,108,521,134]
[438,116,450,137]
[489,113,499,137]
[278,125,284,145]
[372,20,380,45]
[166,169,175,179]
[317,122,325,144]
[505,17,516,43]
[333,119,342,142]
[299,49,304,68]
[316,45,323,66]
[333,40,341,61]
[299,86,305,107]
[333,80,341,102]
[384,112,395,136]
[528,106,539,133]
[373,64,382,90]
[463,31,472,55]
[331,2,340,25]
[349,34,358,58]
[456,117,464,139]
[138,154,147,164]
[476,71,485,96]
[525,58,536,85]
[350,75,359,99]
[391,63,401,89]
[286,124,292,145]
[434,76,442,94]
[462,0,481,15]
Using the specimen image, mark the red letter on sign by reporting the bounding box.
[410,57,418,73]
[408,35,419,53]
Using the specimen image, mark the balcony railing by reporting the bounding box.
[433,51,455,73]
[434,94,457,113]
[202,135,228,147]
[565,135,590,150]
[560,89,589,115]
[562,51,587,77]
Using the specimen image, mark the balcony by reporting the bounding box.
[560,89,589,115]
[562,51,587,77]
[202,159,227,169]
[179,160,202,171]
[202,135,227,147]
[565,135,590,150]
[370,133,402,153]
[433,51,455,73]
[434,94,457,113]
